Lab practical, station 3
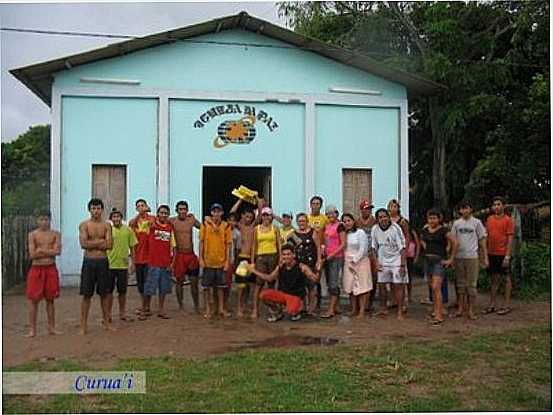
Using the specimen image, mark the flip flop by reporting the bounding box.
[481,306,496,315]
[431,319,444,326]
[157,313,170,319]
[120,316,134,322]
[497,307,512,315]
[320,313,335,319]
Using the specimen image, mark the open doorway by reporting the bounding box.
[202,166,271,219]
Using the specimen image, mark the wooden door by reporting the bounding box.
[92,165,127,219]
[342,169,372,216]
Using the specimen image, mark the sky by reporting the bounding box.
[0,2,285,142]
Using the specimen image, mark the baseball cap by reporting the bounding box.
[282,211,294,219]
[210,203,223,211]
[359,199,374,210]
[261,207,273,215]
[109,207,123,219]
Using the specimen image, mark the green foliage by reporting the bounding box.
[518,242,551,299]
[279,1,550,218]
[1,125,50,215]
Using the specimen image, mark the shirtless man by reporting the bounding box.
[25,211,62,337]
[78,198,113,334]
[170,200,201,313]
[229,199,258,318]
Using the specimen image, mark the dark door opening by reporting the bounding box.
[202,166,271,219]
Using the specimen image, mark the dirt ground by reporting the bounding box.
[3,280,551,367]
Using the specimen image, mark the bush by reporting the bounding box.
[476,242,550,299]
[518,242,551,299]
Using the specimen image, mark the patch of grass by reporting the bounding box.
[3,324,551,413]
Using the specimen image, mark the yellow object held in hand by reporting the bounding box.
[235,260,250,277]
[231,185,258,205]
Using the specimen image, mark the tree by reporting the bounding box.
[279,1,549,220]
[1,125,51,215]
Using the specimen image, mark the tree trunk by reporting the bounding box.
[429,97,449,213]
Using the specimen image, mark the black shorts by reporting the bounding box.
[110,269,128,294]
[488,255,510,275]
[80,257,111,297]
[202,267,226,289]
[135,264,148,294]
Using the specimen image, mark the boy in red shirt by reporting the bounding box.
[139,205,176,320]
[129,199,156,314]
[484,196,515,315]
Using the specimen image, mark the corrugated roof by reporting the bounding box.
[10,11,445,106]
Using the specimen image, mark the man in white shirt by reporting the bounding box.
[371,208,407,319]
[451,201,488,319]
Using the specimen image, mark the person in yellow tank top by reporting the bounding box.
[250,207,281,319]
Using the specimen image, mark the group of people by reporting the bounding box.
[24,193,514,336]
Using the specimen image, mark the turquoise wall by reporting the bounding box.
[55,28,407,281]
[315,105,400,212]
[54,30,406,100]
[61,97,158,279]
[169,99,305,216]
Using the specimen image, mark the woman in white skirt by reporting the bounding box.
[341,213,372,318]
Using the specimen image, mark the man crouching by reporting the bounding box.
[248,244,319,322]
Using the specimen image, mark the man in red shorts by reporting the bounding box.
[248,244,318,322]
[25,211,62,337]
[170,200,201,313]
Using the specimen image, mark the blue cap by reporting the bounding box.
[210,203,223,211]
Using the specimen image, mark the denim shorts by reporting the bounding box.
[144,266,172,296]
[424,256,445,278]
[202,267,226,289]
[324,258,343,296]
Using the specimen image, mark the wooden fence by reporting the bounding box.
[2,215,35,291]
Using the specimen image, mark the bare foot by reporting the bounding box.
[397,313,405,320]
[250,312,259,320]
[355,313,366,319]
[237,311,244,319]
[24,331,36,338]
[79,327,87,335]
[48,329,63,335]
[102,322,117,332]
[203,313,213,320]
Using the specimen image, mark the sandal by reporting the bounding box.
[496,307,512,316]
[320,313,335,319]
[431,319,444,326]
[120,316,134,322]
[481,306,496,315]
[158,313,170,319]
[138,313,148,321]
[267,313,284,323]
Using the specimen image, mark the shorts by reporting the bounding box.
[202,267,226,289]
[324,258,343,296]
[26,264,60,301]
[260,288,303,316]
[424,256,445,278]
[109,269,128,294]
[173,252,199,281]
[255,254,278,286]
[377,265,409,285]
[144,266,172,296]
[455,258,479,297]
[135,263,148,294]
[488,255,510,275]
[80,257,112,297]
[343,257,372,295]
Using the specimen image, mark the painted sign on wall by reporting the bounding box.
[193,104,279,149]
